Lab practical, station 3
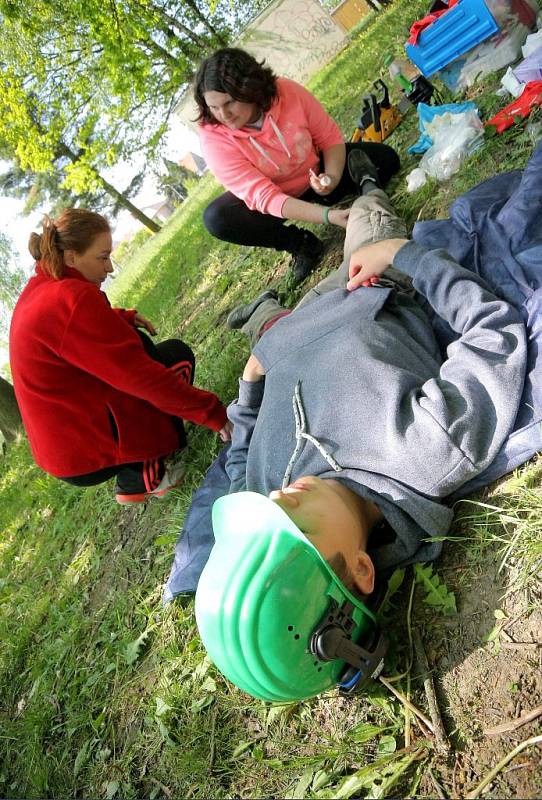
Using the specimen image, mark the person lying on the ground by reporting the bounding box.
[195,184,527,702]
[9,208,232,506]
[194,47,400,284]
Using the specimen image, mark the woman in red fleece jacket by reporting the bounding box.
[9,208,231,504]
[194,48,400,285]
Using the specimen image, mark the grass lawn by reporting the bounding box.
[1,1,542,797]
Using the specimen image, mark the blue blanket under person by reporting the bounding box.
[163,140,542,603]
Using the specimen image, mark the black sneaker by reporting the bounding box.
[347,150,381,195]
[227,289,278,330]
[292,231,325,285]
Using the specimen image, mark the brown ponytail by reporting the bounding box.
[28,209,111,279]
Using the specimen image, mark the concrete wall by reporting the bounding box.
[239,0,347,84]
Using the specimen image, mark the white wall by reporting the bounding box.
[239,0,347,83]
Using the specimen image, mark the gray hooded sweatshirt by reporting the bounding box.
[225,242,527,572]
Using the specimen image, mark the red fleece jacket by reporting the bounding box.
[9,265,227,477]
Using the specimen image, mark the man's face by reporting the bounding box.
[269,476,375,595]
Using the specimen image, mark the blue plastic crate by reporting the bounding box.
[405,0,500,77]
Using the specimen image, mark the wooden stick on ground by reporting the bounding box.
[208,706,218,770]
[379,675,435,734]
[428,766,447,800]
[501,641,541,650]
[484,704,542,737]
[413,628,450,754]
[149,777,173,799]
[465,734,542,799]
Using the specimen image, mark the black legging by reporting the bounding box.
[203,141,400,253]
[60,331,195,492]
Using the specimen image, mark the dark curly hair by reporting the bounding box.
[194,48,278,125]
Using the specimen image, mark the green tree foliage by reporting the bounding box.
[0,232,24,313]
[0,1,269,230]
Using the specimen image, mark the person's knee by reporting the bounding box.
[346,194,386,232]
[344,191,405,254]
[350,190,394,215]
[203,201,232,240]
[172,339,195,369]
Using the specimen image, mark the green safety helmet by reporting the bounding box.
[195,491,387,702]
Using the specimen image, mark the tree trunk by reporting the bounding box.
[135,36,183,68]
[143,1,208,49]
[98,174,161,232]
[0,375,23,443]
[56,142,161,233]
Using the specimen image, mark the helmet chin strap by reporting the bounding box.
[309,599,388,694]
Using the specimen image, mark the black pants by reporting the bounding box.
[203,141,400,253]
[60,332,195,494]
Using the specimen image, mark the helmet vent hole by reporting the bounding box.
[317,667,322,672]
[294,633,300,640]
[313,661,318,667]
[287,625,294,631]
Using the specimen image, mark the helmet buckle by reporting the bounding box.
[309,599,388,694]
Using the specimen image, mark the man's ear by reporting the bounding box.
[352,551,375,596]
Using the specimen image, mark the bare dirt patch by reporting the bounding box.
[415,538,542,798]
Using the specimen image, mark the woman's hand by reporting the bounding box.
[329,208,350,229]
[242,353,265,382]
[133,312,157,335]
[309,169,339,196]
[219,421,233,442]
[347,239,409,291]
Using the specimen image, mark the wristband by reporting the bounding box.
[322,206,330,224]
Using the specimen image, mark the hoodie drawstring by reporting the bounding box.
[249,114,292,172]
[282,381,342,489]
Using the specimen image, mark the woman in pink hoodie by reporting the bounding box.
[194,48,400,285]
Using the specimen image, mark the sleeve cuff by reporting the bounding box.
[114,307,138,326]
[271,193,293,219]
[392,240,428,279]
[237,378,265,406]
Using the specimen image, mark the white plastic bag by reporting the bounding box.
[406,167,427,192]
[500,66,524,97]
[419,110,484,181]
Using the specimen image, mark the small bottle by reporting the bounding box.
[384,54,414,93]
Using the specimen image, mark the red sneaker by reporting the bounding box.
[115,459,185,505]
